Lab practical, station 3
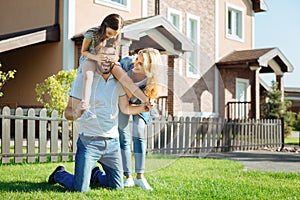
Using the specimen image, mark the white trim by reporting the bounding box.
[146,28,181,55]
[122,15,193,52]
[251,11,255,49]
[225,3,244,42]
[214,0,219,115]
[167,7,183,32]
[215,0,219,61]
[214,65,219,114]
[0,30,46,53]
[94,0,131,12]
[186,13,200,78]
[141,0,148,17]
[63,0,75,70]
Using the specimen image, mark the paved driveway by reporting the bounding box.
[206,151,300,173]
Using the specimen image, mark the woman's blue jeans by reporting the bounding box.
[118,111,146,176]
[54,136,123,192]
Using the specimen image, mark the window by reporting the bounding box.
[186,13,200,78]
[167,8,182,31]
[226,3,244,41]
[95,0,130,11]
[168,8,183,75]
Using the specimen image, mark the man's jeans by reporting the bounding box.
[118,112,146,176]
[54,136,123,192]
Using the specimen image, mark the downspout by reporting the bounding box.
[155,0,160,15]
[55,0,59,25]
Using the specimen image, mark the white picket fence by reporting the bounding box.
[0,106,283,164]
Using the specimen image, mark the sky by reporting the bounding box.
[254,0,300,87]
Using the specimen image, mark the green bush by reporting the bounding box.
[0,63,16,97]
[35,69,77,117]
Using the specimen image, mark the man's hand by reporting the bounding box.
[65,97,85,120]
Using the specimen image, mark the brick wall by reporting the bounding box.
[148,0,216,116]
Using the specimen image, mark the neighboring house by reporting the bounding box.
[285,87,300,114]
[0,0,294,120]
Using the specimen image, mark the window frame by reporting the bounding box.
[94,0,130,12]
[226,3,244,42]
[186,13,200,79]
[167,7,183,32]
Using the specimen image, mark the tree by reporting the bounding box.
[35,69,77,117]
[0,63,16,97]
[261,80,292,136]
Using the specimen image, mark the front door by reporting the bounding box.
[236,78,250,119]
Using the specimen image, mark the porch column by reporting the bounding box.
[120,39,132,58]
[276,75,284,102]
[250,66,261,119]
[167,55,175,116]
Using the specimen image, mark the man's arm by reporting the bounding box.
[118,95,149,115]
[64,97,87,120]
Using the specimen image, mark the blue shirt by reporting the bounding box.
[70,72,126,138]
[120,56,150,124]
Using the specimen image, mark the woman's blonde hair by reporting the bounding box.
[137,48,162,99]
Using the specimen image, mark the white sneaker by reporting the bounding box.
[124,177,134,187]
[134,178,153,191]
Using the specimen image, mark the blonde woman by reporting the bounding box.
[118,48,161,191]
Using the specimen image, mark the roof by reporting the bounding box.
[217,48,274,64]
[216,48,294,74]
[251,0,268,12]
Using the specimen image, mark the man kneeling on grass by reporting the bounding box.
[48,47,149,192]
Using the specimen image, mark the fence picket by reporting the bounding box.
[166,115,173,154]
[2,107,11,163]
[172,116,179,154]
[15,108,23,163]
[39,109,47,162]
[178,116,184,154]
[184,117,191,154]
[50,110,59,162]
[72,121,79,160]
[27,109,36,163]
[62,119,69,161]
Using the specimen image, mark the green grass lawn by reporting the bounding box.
[285,137,300,145]
[0,156,299,200]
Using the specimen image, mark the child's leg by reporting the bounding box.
[82,60,96,106]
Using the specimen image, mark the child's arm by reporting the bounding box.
[118,95,149,115]
[111,64,150,105]
[81,60,96,106]
[81,38,104,61]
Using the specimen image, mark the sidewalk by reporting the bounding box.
[205,150,300,173]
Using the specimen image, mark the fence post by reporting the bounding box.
[280,117,285,151]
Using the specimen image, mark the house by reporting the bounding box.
[284,87,300,114]
[0,0,294,120]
